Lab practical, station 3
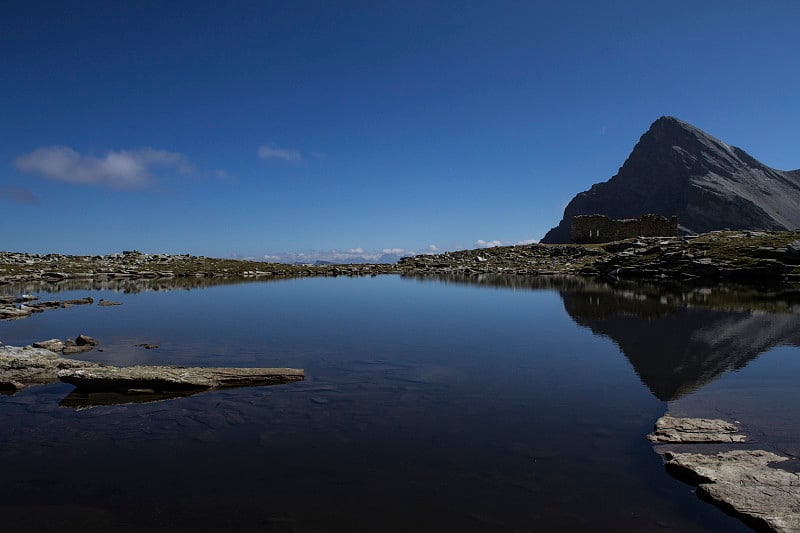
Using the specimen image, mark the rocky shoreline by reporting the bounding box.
[398,230,800,284]
[0,249,395,286]
[2,230,800,291]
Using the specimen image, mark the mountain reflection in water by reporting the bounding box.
[412,274,800,401]
[0,274,774,531]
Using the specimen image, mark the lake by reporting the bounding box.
[2,274,798,532]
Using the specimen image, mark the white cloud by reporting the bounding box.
[428,244,439,252]
[476,238,539,248]
[15,146,189,189]
[258,145,302,162]
[259,247,417,265]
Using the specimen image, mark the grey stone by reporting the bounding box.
[61,296,94,306]
[62,344,93,355]
[647,415,746,443]
[58,365,304,392]
[664,450,800,532]
[98,299,122,306]
[75,334,98,346]
[32,339,65,353]
[0,306,32,320]
[0,345,97,391]
[1,344,304,407]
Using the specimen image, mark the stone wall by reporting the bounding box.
[571,214,678,244]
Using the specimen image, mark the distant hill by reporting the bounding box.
[541,116,800,243]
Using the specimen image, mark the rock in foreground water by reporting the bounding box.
[664,450,800,532]
[650,415,800,532]
[0,346,97,391]
[647,415,746,443]
[58,365,305,392]
[0,344,304,406]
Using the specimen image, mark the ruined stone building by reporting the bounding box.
[570,214,678,244]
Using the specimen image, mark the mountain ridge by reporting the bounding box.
[541,116,800,243]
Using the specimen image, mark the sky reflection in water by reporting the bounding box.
[2,275,794,531]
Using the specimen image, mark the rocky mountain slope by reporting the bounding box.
[541,116,800,243]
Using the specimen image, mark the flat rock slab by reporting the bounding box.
[0,346,97,391]
[1,344,303,407]
[647,415,746,443]
[0,306,33,320]
[58,365,305,392]
[32,339,65,353]
[664,450,800,532]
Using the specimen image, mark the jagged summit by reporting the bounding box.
[541,117,800,243]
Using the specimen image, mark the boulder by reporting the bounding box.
[0,306,32,320]
[665,450,800,532]
[32,339,65,353]
[75,334,98,346]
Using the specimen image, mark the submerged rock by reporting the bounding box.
[61,296,94,306]
[62,338,94,355]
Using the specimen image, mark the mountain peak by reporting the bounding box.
[540,118,800,243]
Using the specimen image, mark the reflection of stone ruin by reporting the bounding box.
[570,214,677,244]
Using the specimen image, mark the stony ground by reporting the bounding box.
[398,230,800,284]
[0,249,395,285]
[2,230,800,289]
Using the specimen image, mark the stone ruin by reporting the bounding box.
[570,214,678,244]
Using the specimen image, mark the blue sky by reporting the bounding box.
[2,1,799,260]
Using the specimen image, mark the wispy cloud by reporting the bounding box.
[476,238,539,248]
[258,144,302,162]
[15,146,190,189]
[0,185,38,205]
[261,246,416,265]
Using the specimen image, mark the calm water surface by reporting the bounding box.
[2,275,797,532]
